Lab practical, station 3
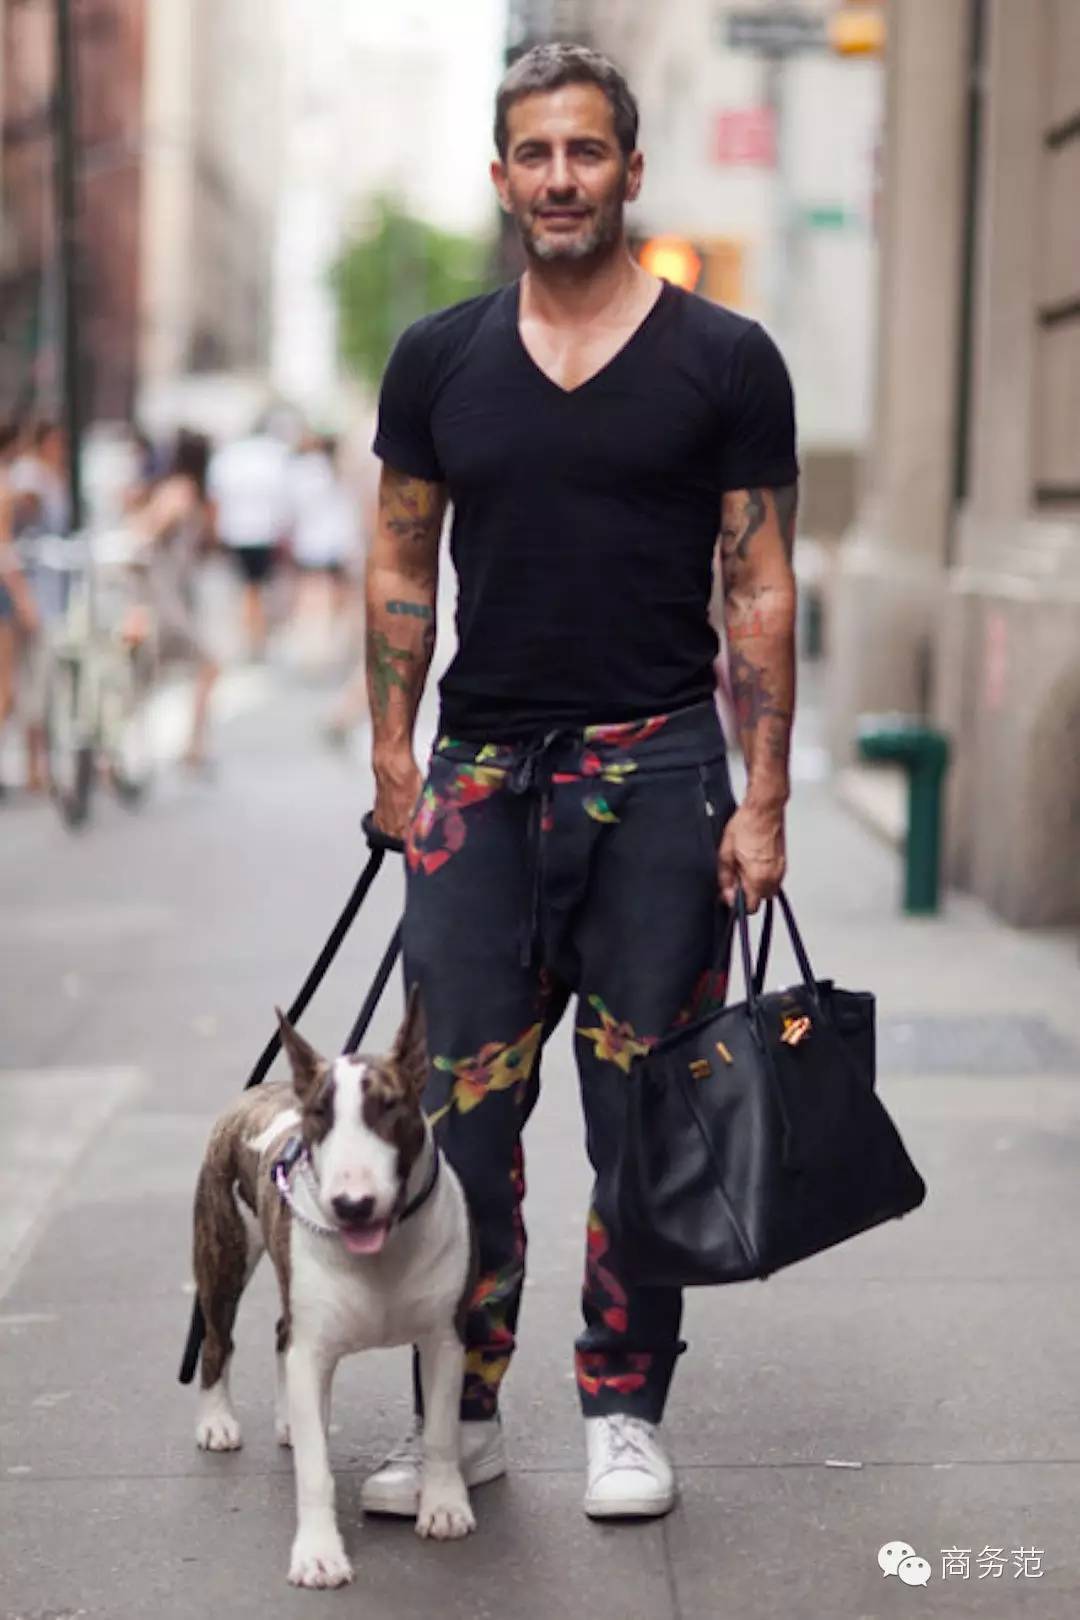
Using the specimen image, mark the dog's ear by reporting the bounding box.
[390,986,429,1099]
[275,1007,326,1102]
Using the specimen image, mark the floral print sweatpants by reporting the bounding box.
[403,700,736,1424]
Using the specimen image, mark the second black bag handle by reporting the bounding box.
[735,886,820,1015]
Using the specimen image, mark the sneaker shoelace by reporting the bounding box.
[596,1415,658,1474]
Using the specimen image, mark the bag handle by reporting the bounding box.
[735,886,820,1014]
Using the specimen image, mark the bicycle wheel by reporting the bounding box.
[45,654,94,828]
[105,642,154,805]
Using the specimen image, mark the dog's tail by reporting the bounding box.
[178,1298,206,1384]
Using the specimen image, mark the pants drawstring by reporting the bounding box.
[506,729,570,967]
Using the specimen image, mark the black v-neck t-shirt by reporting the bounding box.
[373,279,798,741]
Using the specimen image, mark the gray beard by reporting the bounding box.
[521,206,620,264]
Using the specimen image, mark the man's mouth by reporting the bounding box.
[537,209,589,223]
[338,1219,390,1256]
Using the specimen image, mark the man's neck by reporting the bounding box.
[520,246,657,329]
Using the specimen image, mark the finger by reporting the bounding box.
[717,843,737,906]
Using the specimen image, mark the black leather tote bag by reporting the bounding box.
[610,889,926,1286]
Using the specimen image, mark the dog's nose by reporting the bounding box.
[331,1193,376,1225]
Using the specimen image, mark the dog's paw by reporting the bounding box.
[195,1413,242,1452]
[415,1472,476,1541]
[288,1533,354,1589]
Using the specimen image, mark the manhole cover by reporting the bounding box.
[879,1015,1080,1076]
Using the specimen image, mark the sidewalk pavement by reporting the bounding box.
[1,660,1078,1620]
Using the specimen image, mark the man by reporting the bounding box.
[207,417,291,659]
[366,44,797,1521]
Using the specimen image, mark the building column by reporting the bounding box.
[825,0,971,761]
[938,0,1080,925]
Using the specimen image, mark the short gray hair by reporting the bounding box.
[494,43,639,160]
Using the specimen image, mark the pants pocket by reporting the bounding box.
[695,759,735,868]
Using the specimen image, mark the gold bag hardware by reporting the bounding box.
[780,1015,812,1047]
[689,1057,711,1079]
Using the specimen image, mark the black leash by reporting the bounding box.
[178,813,404,1385]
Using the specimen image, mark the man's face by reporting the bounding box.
[492,84,643,265]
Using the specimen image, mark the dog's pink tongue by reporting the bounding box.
[340,1223,388,1256]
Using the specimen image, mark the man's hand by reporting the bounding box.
[718,800,786,912]
[372,749,422,843]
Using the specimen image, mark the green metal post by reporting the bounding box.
[857,716,951,916]
[905,747,948,914]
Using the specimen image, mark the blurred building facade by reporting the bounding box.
[138,0,283,424]
[271,0,504,423]
[0,0,283,429]
[829,0,1080,925]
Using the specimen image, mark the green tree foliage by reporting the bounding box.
[330,195,492,388]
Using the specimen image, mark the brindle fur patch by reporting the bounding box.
[192,1081,299,1385]
[360,1061,426,1193]
[299,1067,335,1152]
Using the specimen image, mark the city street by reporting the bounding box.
[2,660,1079,1620]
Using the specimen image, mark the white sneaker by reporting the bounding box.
[583,1415,677,1519]
[360,1418,506,1517]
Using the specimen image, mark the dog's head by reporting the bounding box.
[275,989,429,1256]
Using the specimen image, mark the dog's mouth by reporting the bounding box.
[337,1219,391,1256]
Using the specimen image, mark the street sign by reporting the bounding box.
[803,203,856,230]
[712,107,776,167]
[720,7,828,56]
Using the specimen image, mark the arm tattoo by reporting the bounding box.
[773,484,798,561]
[387,599,433,620]
[383,471,443,546]
[720,488,767,565]
[729,649,791,735]
[366,629,416,720]
[719,483,798,798]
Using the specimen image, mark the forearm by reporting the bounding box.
[719,483,798,809]
[724,582,796,807]
[364,559,436,763]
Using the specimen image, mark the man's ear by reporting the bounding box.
[390,986,429,1099]
[625,149,644,205]
[275,1008,326,1103]
[490,157,513,214]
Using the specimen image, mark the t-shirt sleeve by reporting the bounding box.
[371,322,444,483]
[715,322,799,493]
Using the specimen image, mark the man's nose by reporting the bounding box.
[545,153,576,196]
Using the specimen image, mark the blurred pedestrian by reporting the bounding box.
[134,430,219,769]
[286,431,358,652]
[363,43,798,1523]
[0,423,41,796]
[8,421,69,792]
[207,416,291,660]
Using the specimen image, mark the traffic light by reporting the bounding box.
[829,1,885,56]
[638,236,703,292]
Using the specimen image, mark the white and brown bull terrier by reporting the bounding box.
[189,990,476,1588]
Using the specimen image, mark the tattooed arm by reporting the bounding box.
[717,484,798,910]
[366,463,447,839]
